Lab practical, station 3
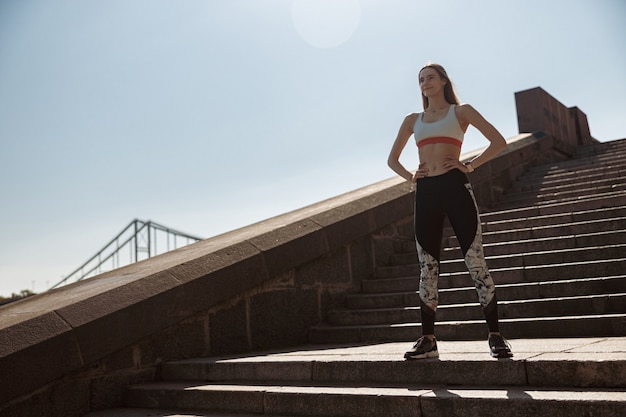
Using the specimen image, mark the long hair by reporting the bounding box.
[420,63,460,110]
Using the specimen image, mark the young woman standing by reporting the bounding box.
[387,63,513,359]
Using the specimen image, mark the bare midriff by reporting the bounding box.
[418,143,462,176]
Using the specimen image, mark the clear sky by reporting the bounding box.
[1,0,624,296]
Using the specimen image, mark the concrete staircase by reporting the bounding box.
[83,138,626,417]
[86,338,626,417]
[310,138,626,343]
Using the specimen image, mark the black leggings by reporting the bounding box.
[414,169,499,335]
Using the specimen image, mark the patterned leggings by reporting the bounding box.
[414,169,499,335]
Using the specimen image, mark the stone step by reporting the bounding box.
[516,151,626,178]
[517,152,626,176]
[482,229,626,256]
[446,212,625,249]
[510,166,626,193]
[389,244,626,274]
[517,160,626,186]
[429,206,626,248]
[159,338,626,388]
[393,229,626,262]
[309,314,626,343]
[347,276,626,309]
[503,180,626,208]
[481,191,626,221]
[86,410,310,417]
[577,138,626,154]
[370,259,626,291]
[437,221,626,261]
[481,206,626,233]
[327,293,626,326]
[122,381,425,417]
[520,154,626,177]
[563,141,626,157]
[109,339,626,417]
[501,187,626,211]
[376,239,626,279]
[120,380,626,417]
[497,189,626,211]
[450,244,625,272]
[482,216,625,244]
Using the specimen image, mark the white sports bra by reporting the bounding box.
[413,105,465,149]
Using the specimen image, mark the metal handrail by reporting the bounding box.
[49,219,202,290]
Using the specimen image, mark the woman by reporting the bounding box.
[387,62,513,359]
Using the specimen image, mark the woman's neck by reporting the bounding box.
[426,97,450,112]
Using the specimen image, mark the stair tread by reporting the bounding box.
[482,191,626,217]
[374,257,626,280]
[85,410,276,417]
[311,313,626,329]
[336,293,626,313]
[128,381,626,398]
[349,275,626,299]
[162,339,626,366]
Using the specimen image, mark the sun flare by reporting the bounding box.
[291,0,361,49]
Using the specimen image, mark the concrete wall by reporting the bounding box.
[0,88,597,417]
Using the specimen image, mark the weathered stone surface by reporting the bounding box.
[0,311,82,405]
[209,298,248,355]
[294,249,351,287]
[348,238,375,282]
[90,368,155,411]
[0,373,91,417]
[249,288,319,349]
[248,219,328,277]
[168,247,270,316]
[55,271,182,365]
[136,316,209,365]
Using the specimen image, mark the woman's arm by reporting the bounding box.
[388,113,423,182]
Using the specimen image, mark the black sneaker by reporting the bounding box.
[489,334,513,358]
[404,336,439,360]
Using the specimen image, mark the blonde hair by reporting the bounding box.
[419,63,460,110]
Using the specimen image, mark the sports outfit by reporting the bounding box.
[404,105,511,359]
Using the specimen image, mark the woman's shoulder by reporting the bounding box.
[454,103,474,112]
[404,112,420,123]
[454,103,480,121]
[399,112,420,134]
[455,103,473,111]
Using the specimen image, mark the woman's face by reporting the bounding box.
[419,67,446,97]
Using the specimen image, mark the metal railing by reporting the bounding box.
[49,219,203,290]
